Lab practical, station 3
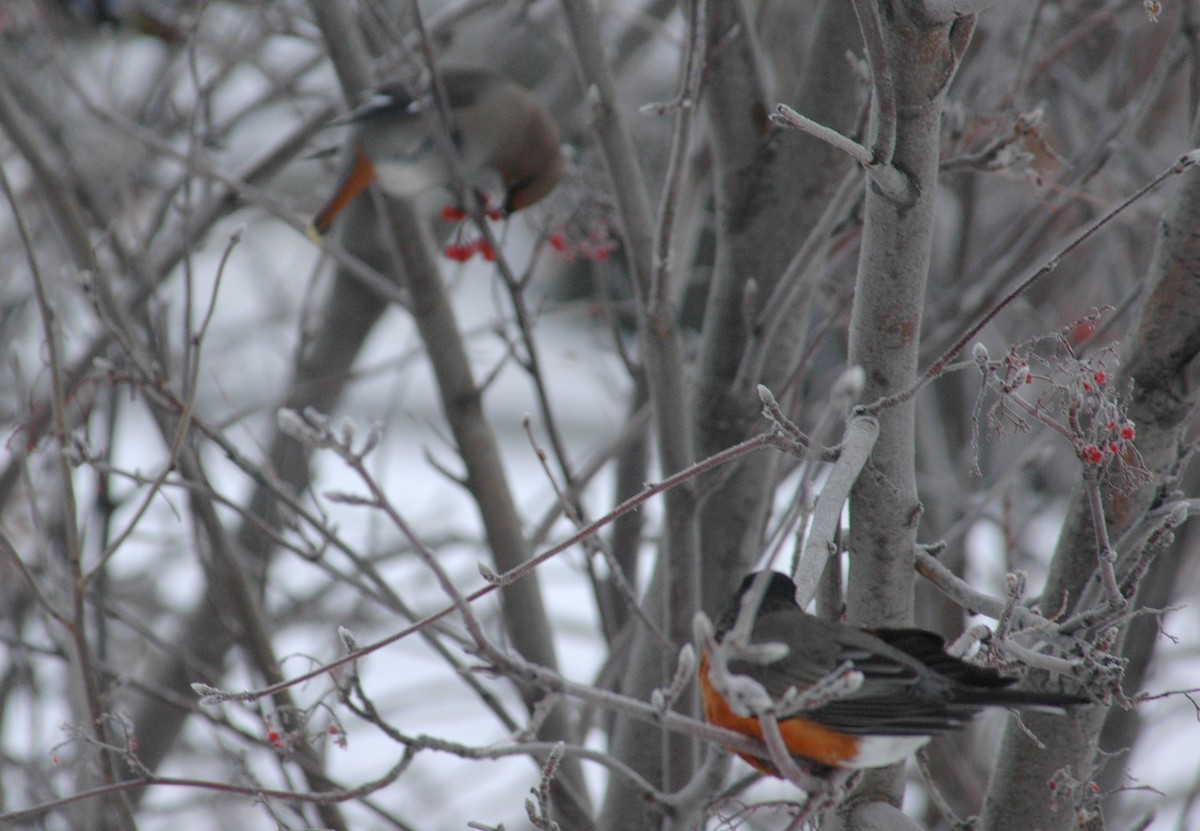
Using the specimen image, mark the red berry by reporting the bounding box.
[1071,320,1097,344]
[1120,422,1135,440]
[441,205,467,221]
[1082,445,1104,464]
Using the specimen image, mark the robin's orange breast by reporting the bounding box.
[698,652,860,773]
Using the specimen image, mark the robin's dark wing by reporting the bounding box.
[866,628,1012,689]
[731,611,996,736]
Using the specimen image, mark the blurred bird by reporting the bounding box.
[309,66,562,238]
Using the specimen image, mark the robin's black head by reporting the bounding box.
[715,571,799,636]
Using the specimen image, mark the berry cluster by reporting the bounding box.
[444,238,497,262]
[973,323,1147,490]
[439,200,502,263]
[546,225,618,262]
[1076,369,1137,468]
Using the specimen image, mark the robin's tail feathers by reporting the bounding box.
[954,685,1089,713]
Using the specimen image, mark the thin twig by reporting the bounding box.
[650,0,708,305]
[0,763,411,826]
[772,104,909,199]
[849,0,896,165]
[734,167,864,392]
[773,103,872,166]
[1083,476,1127,609]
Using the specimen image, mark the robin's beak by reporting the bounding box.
[307,67,562,239]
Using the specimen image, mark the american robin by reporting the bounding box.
[310,66,562,236]
[699,571,1087,774]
